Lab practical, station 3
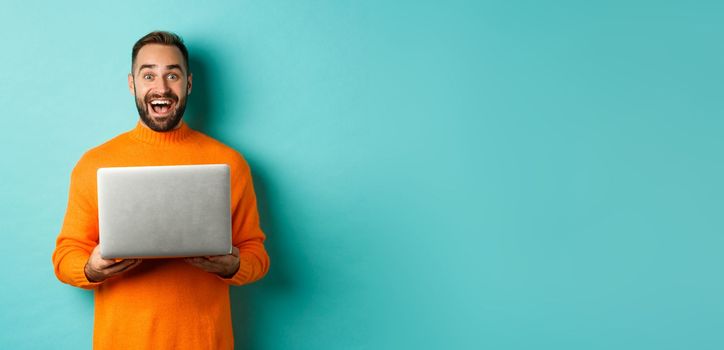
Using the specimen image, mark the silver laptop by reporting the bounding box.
[97,164,232,259]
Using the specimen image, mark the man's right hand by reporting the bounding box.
[84,245,143,283]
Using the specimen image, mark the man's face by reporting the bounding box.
[128,44,192,132]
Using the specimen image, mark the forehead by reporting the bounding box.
[135,44,185,71]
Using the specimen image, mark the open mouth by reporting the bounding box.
[148,98,176,116]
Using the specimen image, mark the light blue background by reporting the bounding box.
[1,1,723,349]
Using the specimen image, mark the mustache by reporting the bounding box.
[143,92,179,103]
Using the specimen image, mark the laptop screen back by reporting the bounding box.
[97,164,232,259]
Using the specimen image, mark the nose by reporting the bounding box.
[152,77,171,94]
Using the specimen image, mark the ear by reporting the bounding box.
[186,73,193,96]
[128,73,135,96]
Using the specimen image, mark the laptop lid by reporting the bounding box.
[97,164,232,259]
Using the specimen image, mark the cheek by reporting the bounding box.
[174,86,188,98]
[135,86,149,97]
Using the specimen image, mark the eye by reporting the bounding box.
[167,73,178,80]
[143,74,153,80]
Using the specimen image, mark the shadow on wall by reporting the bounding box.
[185,53,213,132]
[188,50,294,350]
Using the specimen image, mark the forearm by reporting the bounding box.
[54,159,102,289]
[52,245,101,289]
[224,157,271,286]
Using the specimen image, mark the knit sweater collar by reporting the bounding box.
[129,119,194,145]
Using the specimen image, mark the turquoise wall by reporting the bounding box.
[1,1,723,349]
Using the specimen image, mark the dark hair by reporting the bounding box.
[131,31,190,74]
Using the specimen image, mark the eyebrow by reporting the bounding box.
[138,64,185,73]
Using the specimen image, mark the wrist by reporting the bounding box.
[84,262,102,283]
[219,260,240,279]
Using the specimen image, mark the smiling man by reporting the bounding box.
[130,41,189,132]
[52,31,270,349]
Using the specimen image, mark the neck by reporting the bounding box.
[139,118,184,131]
[129,118,193,146]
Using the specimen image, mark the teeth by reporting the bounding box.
[151,100,171,105]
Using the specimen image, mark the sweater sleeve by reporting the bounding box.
[52,159,102,289]
[219,157,271,286]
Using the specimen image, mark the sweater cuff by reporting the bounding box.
[70,255,103,290]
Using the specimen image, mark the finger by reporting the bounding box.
[120,259,143,273]
[90,246,109,261]
[106,262,138,277]
[111,259,138,270]
[187,258,218,271]
[96,258,124,270]
[128,259,143,269]
[206,249,236,261]
[106,258,132,266]
[185,257,209,268]
[103,259,138,275]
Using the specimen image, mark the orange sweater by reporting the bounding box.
[52,121,270,349]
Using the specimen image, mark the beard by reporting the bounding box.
[134,88,188,132]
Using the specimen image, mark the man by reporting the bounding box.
[52,31,270,349]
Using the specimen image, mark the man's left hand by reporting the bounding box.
[184,246,240,278]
